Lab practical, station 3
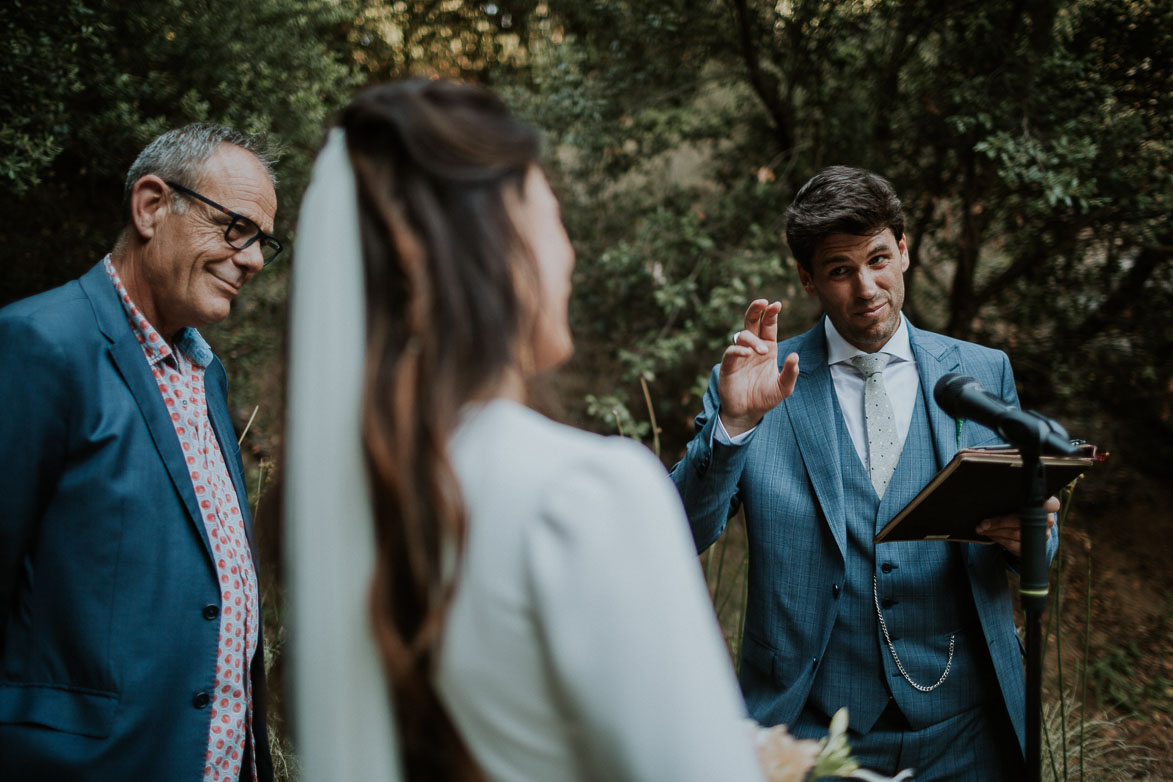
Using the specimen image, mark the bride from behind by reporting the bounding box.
[286,79,769,782]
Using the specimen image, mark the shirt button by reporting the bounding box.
[881,562,895,574]
[193,692,211,709]
[202,605,219,620]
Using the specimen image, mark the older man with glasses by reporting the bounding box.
[0,123,281,782]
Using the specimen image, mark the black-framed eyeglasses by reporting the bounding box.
[166,181,283,266]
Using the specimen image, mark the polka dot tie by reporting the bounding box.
[850,352,898,498]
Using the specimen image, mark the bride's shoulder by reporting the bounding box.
[460,399,664,480]
[454,399,691,570]
[480,400,661,461]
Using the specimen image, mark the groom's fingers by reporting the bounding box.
[721,344,756,366]
[776,352,800,398]
[759,301,783,343]
[733,328,770,355]
[742,299,769,337]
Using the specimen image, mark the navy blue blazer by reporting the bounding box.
[0,262,272,781]
[672,318,1056,755]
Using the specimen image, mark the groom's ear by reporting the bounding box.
[797,262,817,296]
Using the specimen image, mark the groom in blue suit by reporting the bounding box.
[672,167,1056,780]
[0,124,281,780]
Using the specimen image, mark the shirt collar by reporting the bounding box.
[823,311,913,366]
[102,254,213,369]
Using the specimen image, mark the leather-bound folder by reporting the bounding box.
[874,444,1104,544]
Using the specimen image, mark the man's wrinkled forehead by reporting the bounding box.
[813,229,898,266]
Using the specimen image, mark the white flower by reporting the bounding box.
[754,708,916,782]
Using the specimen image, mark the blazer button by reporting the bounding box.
[831,584,841,599]
[881,598,897,609]
[193,692,211,709]
[202,605,219,620]
[881,562,895,574]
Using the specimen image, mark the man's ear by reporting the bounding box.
[796,260,816,296]
[128,175,171,240]
[898,235,911,273]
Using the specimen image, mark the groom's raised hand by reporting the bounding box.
[718,299,800,437]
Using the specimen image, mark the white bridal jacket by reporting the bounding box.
[439,399,765,782]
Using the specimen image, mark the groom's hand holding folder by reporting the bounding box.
[975,495,1060,557]
[877,443,1102,548]
[874,444,1102,548]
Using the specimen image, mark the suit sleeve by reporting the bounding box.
[669,364,755,553]
[0,315,71,633]
[996,349,1021,410]
[527,440,765,782]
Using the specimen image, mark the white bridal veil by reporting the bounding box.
[285,128,404,781]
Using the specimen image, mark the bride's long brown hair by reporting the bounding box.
[339,80,541,780]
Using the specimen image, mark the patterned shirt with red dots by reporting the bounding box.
[103,256,260,782]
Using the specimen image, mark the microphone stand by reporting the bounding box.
[1003,413,1077,782]
[1018,439,1049,782]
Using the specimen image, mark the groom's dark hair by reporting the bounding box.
[785,166,905,271]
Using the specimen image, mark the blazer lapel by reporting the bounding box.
[909,322,962,471]
[205,357,258,554]
[909,324,990,568]
[784,321,847,560]
[80,263,216,564]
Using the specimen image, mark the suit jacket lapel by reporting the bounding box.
[909,322,962,471]
[205,358,258,554]
[80,263,216,565]
[784,320,847,560]
[909,323,990,569]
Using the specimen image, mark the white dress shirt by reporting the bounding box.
[825,314,919,471]
[716,314,920,474]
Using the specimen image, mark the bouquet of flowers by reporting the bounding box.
[752,708,915,782]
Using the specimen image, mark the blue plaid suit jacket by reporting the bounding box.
[0,262,272,781]
[671,317,1055,754]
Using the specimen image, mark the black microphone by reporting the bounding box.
[933,373,1080,456]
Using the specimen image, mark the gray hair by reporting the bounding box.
[123,123,277,214]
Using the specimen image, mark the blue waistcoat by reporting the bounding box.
[807,378,995,733]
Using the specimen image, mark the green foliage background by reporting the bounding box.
[4,0,1169,487]
[3,0,1171,772]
